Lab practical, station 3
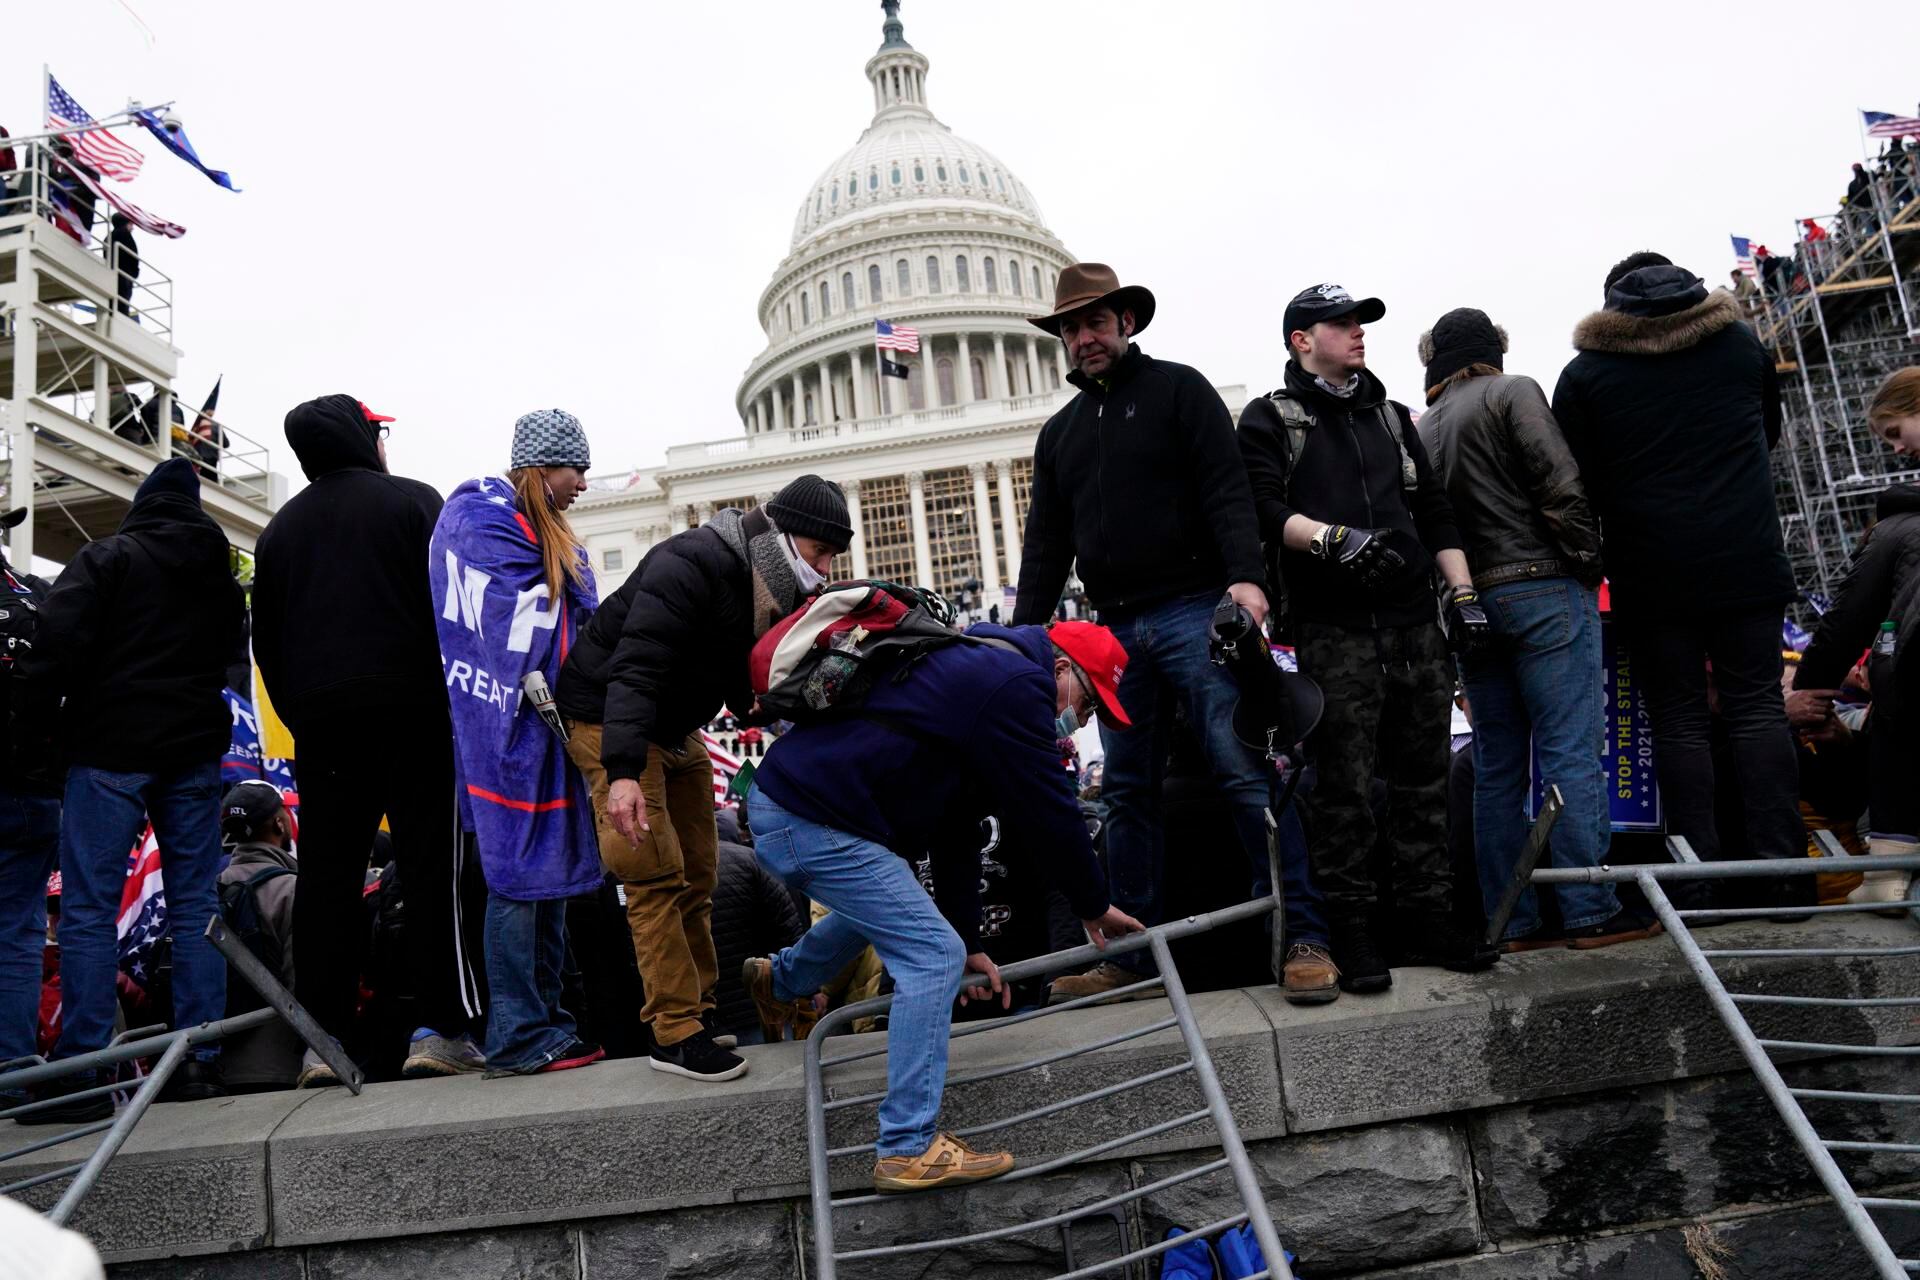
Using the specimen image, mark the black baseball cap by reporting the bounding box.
[221,780,285,840]
[1284,284,1386,342]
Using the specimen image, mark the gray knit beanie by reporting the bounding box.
[509,408,591,470]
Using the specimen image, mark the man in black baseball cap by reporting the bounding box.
[221,779,291,845]
[1281,283,1385,345]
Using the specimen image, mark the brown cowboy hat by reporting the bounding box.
[1028,263,1156,337]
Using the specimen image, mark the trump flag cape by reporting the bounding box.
[430,476,601,901]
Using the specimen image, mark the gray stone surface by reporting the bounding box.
[306,1223,576,1279]
[581,1202,795,1279]
[1472,1057,1920,1242]
[111,1250,306,1280]
[0,1088,310,1261]
[1135,1121,1480,1274]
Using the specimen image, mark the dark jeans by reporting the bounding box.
[291,704,481,1045]
[58,762,226,1060]
[482,893,577,1071]
[1100,591,1328,973]
[1625,609,1806,885]
[0,790,60,1071]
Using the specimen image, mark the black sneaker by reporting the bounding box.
[699,1009,739,1052]
[649,1029,747,1082]
[15,1068,115,1126]
[1403,913,1500,972]
[157,1058,227,1103]
[1330,915,1392,994]
[1564,907,1663,950]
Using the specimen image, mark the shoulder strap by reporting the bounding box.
[1260,389,1314,501]
[1377,401,1419,490]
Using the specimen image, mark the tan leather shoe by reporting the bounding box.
[873,1132,1015,1194]
[1046,961,1152,1005]
[1281,942,1341,1005]
[741,956,823,1041]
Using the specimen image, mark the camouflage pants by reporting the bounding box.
[1294,619,1455,915]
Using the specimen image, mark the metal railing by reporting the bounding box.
[0,915,362,1226]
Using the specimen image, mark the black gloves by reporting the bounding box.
[1568,552,1605,591]
[1321,524,1408,591]
[1442,585,1494,658]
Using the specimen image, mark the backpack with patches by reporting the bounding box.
[219,864,294,1014]
[748,580,1015,724]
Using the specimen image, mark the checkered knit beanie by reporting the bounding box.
[509,408,591,470]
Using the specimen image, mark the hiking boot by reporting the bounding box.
[742,957,824,1041]
[1403,913,1500,972]
[1564,908,1663,950]
[873,1131,1015,1194]
[157,1058,226,1103]
[699,1009,738,1052]
[297,1048,341,1089]
[1329,916,1391,994]
[1281,942,1340,1005]
[14,1068,114,1126]
[403,1029,486,1078]
[1046,961,1153,1005]
[649,1029,747,1082]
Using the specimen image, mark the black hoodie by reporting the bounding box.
[22,458,246,771]
[253,395,447,727]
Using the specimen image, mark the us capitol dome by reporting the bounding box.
[570,1,1245,610]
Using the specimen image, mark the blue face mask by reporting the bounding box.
[1055,705,1082,740]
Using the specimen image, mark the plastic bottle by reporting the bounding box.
[1874,620,1897,658]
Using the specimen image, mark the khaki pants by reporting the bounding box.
[567,724,718,1047]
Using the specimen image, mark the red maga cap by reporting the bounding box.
[359,401,396,424]
[1049,620,1132,729]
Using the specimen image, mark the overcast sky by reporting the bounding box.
[11,1,1920,497]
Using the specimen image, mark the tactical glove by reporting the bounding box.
[1322,525,1408,591]
[1442,585,1494,658]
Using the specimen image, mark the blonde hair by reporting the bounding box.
[508,467,588,601]
[1868,367,1920,427]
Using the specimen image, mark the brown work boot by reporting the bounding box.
[1046,961,1151,1005]
[742,956,822,1041]
[1281,942,1340,1005]
[873,1131,1015,1194]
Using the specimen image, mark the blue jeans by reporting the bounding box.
[0,790,60,1072]
[750,786,965,1158]
[482,893,577,1072]
[1459,579,1617,938]
[57,762,227,1060]
[1100,591,1328,971]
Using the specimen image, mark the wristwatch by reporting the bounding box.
[1308,523,1333,559]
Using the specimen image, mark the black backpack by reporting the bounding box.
[219,863,293,1014]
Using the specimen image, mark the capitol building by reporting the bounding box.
[570,1,1245,609]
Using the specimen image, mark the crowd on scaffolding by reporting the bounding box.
[1,237,1917,1194]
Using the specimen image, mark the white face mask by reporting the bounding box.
[783,532,826,593]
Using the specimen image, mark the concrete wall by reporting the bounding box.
[4,913,1915,1278]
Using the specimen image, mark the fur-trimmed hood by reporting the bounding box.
[1572,288,1743,357]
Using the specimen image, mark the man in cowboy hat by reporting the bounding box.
[1013,263,1336,1006]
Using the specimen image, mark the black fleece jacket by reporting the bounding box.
[1012,345,1265,623]
[1238,361,1463,629]
[253,395,448,728]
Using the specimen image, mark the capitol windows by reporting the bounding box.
[913,162,925,182]
[957,162,970,184]
[842,272,855,310]
[819,281,831,317]
[983,256,997,293]
[925,256,942,293]
[1032,265,1042,298]
[804,393,816,426]
[970,357,988,399]
[1008,258,1022,296]
[868,263,882,301]
[936,161,948,181]
[829,186,839,207]
[848,175,858,197]
[801,292,811,325]
[936,357,956,406]
[869,169,879,191]
[784,303,793,332]
[897,258,911,296]
[890,164,902,186]
[996,171,1007,193]
[955,255,971,293]
[603,548,624,572]
[814,193,823,217]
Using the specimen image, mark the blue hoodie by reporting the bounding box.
[754,623,1109,920]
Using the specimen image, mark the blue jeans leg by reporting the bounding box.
[0,791,60,1071]
[751,787,964,1158]
[483,893,577,1071]
[147,761,229,1056]
[55,767,156,1059]
[1099,608,1171,973]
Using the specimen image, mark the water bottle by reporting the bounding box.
[1874,621,1897,659]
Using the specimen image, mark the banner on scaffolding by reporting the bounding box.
[1527,618,1662,832]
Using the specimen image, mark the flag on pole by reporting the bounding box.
[1731,235,1757,278]
[200,375,223,418]
[134,108,240,191]
[700,731,745,805]
[46,74,144,181]
[1863,109,1920,139]
[875,319,920,353]
[879,356,910,379]
[48,150,185,239]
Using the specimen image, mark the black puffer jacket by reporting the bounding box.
[1417,373,1603,588]
[1012,345,1264,623]
[22,459,245,771]
[707,840,806,1038]
[1797,484,1920,727]
[1238,361,1463,628]
[556,512,759,783]
[253,395,448,728]
[1550,268,1793,618]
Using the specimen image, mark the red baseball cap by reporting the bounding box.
[359,400,396,424]
[1049,620,1132,729]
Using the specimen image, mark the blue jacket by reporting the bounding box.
[755,623,1109,920]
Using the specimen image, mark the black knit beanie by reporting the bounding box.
[765,474,853,549]
[1419,308,1507,393]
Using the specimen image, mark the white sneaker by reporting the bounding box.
[1848,838,1918,914]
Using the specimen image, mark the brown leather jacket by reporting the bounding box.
[1417,373,1603,589]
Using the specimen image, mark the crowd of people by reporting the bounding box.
[0,242,1916,1198]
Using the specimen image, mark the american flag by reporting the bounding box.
[47,75,144,182]
[875,319,920,353]
[1864,110,1920,139]
[49,149,186,239]
[1731,235,1757,278]
[701,731,744,804]
[116,827,168,985]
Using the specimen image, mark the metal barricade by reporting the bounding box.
[1532,844,1920,1279]
[803,896,1296,1280]
[0,915,361,1225]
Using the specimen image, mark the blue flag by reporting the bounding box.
[134,109,239,191]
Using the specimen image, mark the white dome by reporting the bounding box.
[790,121,1047,250]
